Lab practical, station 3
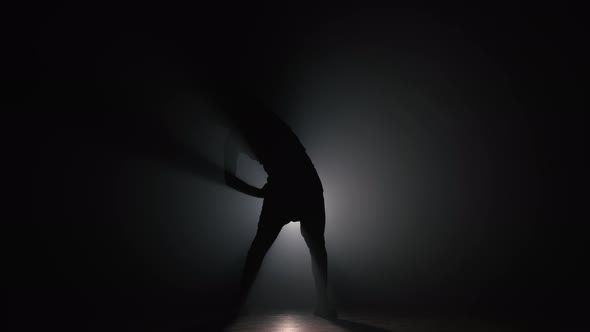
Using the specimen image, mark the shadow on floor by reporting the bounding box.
[325,317,394,332]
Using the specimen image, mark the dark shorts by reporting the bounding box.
[258,185,325,230]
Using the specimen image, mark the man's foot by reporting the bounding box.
[225,296,249,321]
[314,304,338,320]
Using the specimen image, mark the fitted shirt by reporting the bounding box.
[224,110,323,193]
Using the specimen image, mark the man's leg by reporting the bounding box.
[300,203,336,318]
[238,217,284,305]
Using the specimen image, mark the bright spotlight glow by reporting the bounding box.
[273,315,301,332]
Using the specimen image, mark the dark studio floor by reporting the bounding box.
[150,310,529,332]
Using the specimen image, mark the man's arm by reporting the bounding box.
[224,133,265,198]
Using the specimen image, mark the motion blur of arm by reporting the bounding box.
[224,132,265,198]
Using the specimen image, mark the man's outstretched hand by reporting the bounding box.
[259,183,268,198]
[246,182,266,198]
[250,182,268,198]
[224,172,267,198]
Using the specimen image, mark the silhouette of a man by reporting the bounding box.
[220,95,337,318]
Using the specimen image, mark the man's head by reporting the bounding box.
[204,79,268,129]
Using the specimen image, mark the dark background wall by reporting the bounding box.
[4,1,585,329]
